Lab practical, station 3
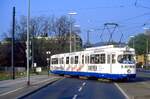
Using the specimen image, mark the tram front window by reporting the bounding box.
[118,54,135,64]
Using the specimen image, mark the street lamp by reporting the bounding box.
[68,12,77,53]
[143,27,150,67]
[129,36,135,49]
[73,24,80,52]
[86,29,94,47]
[46,51,51,76]
[143,27,150,54]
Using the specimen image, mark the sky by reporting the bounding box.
[0,0,150,44]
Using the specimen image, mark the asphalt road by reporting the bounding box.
[22,77,125,99]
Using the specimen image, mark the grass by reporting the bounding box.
[0,69,50,81]
[0,72,11,80]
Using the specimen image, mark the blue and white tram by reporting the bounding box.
[50,45,136,80]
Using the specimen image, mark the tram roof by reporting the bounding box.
[84,45,124,51]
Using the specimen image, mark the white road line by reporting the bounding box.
[72,94,78,99]
[82,82,86,86]
[0,87,24,96]
[78,86,83,92]
[114,83,129,99]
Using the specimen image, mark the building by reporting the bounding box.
[136,54,145,65]
[36,33,82,52]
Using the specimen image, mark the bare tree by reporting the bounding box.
[1,15,82,67]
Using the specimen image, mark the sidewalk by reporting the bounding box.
[0,74,62,99]
[117,72,150,99]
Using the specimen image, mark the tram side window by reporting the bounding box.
[90,55,95,64]
[82,55,84,64]
[100,54,105,64]
[107,54,116,64]
[88,56,89,64]
[112,54,116,63]
[85,56,89,64]
[75,56,78,64]
[95,54,100,64]
[66,57,69,64]
[52,58,58,64]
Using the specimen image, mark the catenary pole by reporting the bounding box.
[11,7,15,80]
[27,0,30,86]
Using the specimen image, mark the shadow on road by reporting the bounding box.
[54,71,150,83]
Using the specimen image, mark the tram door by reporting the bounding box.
[107,53,112,73]
[107,53,115,73]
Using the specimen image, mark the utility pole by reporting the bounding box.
[27,0,30,86]
[86,29,94,48]
[146,39,149,66]
[69,15,72,53]
[11,7,15,80]
[74,34,76,52]
[32,26,34,70]
[87,30,90,45]
[68,12,77,53]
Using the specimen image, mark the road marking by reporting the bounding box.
[0,87,24,96]
[78,86,83,92]
[72,94,78,99]
[82,82,86,86]
[114,83,129,99]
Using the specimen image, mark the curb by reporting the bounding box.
[17,78,61,99]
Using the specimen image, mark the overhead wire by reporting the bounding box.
[134,0,150,9]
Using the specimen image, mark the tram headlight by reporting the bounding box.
[127,69,131,73]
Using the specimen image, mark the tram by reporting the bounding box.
[50,45,136,80]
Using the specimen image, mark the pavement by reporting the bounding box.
[0,71,150,99]
[0,74,62,99]
[116,71,150,99]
